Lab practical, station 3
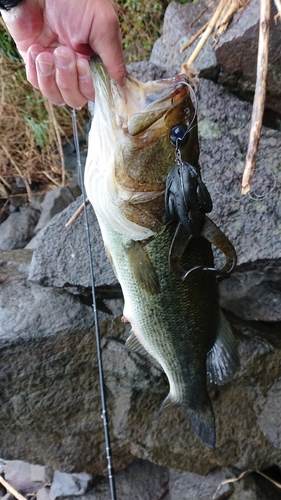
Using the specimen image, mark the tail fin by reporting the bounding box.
[187,404,216,448]
[156,394,216,448]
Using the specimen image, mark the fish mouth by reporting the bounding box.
[90,57,195,137]
[127,75,195,136]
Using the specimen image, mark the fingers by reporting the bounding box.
[26,45,94,108]
[77,57,95,102]
[89,2,126,89]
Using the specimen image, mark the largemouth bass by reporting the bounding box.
[85,57,239,448]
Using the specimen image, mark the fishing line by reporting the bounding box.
[72,109,117,500]
[173,80,198,140]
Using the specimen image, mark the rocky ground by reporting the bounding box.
[1,0,281,499]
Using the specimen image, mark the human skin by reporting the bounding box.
[1,0,126,108]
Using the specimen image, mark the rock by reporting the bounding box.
[28,196,118,293]
[34,184,81,234]
[0,205,40,250]
[0,458,6,475]
[4,460,52,495]
[127,60,178,82]
[168,467,234,500]
[196,78,281,321]
[37,487,51,500]
[197,77,281,265]
[70,459,169,500]
[151,0,281,123]
[49,471,92,500]
[2,246,281,474]
[219,267,281,322]
[150,0,218,78]
[215,0,281,123]
[0,248,128,473]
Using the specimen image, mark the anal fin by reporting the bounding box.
[125,331,148,356]
[207,310,239,385]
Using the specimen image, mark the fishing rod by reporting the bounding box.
[72,109,117,500]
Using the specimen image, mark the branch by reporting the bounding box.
[0,476,28,500]
[65,199,89,227]
[241,0,270,194]
[185,0,229,67]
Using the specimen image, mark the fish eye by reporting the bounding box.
[170,124,189,147]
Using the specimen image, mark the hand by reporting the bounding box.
[1,0,126,108]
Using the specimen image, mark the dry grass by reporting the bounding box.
[0,29,89,202]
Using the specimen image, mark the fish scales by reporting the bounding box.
[85,57,239,448]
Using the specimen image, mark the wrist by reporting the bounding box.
[0,0,23,9]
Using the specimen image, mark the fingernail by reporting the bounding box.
[54,53,71,69]
[37,60,54,76]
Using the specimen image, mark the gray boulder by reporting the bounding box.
[49,470,92,500]
[1,207,281,477]
[3,460,52,496]
[0,205,39,250]
[34,183,81,234]
[151,0,281,122]
[150,0,217,78]
[215,0,281,121]
[28,197,118,294]
[1,458,280,500]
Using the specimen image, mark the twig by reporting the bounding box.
[0,174,11,190]
[65,199,89,227]
[1,145,33,202]
[217,0,246,34]
[213,468,281,499]
[180,22,209,53]
[255,470,281,489]
[0,198,9,219]
[241,0,270,194]
[213,471,249,498]
[188,0,215,28]
[153,481,169,500]
[184,0,229,67]
[0,475,28,500]
[43,171,62,187]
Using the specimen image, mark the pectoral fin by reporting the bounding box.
[124,240,160,295]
